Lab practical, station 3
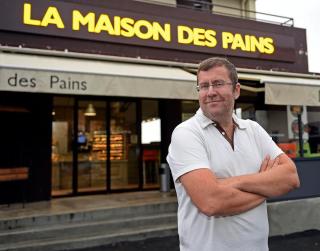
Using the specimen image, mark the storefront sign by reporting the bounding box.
[0,68,197,99]
[6,72,87,92]
[0,52,198,99]
[265,83,320,107]
[0,0,296,62]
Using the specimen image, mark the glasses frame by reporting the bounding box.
[196,80,233,92]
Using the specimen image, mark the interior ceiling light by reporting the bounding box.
[84,103,96,116]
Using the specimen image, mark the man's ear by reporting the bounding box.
[234,83,241,100]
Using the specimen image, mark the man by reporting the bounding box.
[167,57,300,251]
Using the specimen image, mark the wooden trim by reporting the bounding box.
[0,167,29,182]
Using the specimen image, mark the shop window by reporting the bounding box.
[52,97,74,196]
[305,106,320,156]
[110,101,139,190]
[176,0,212,11]
[237,103,301,158]
[142,100,160,188]
[181,100,199,121]
[238,104,290,143]
[263,106,289,144]
[236,103,320,159]
[285,105,320,158]
[78,100,107,192]
[142,118,160,144]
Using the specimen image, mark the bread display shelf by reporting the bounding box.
[92,131,126,160]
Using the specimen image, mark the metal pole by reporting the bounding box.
[298,114,304,157]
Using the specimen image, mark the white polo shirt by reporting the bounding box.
[167,109,283,251]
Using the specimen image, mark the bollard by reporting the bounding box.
[159,163,170,192]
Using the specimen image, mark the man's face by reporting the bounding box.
[198,66,240,121]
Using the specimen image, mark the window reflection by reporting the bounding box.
[236,103,320,158]
[305,107,320,157]
[110,101,139,189]
[142,100,160,189]
[181,100,198,121]
[52,97,74,196]
[78,101,106,192]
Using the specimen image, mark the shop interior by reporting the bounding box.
[52,97,161,196]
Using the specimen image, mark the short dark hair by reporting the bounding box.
[197,57,238,88]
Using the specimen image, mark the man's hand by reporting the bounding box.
[218,154,299,198]
[180,168,266,217]
[217,155,279,188]
[235,153,300,198]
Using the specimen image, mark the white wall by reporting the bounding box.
[135,0,176,6]
[137,0,256,17]
[214,0,256,18]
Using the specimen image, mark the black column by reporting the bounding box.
[0,92,52,203]
[29,93,52,202]
[159,99,182,164]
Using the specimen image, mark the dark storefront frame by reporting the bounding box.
[52,95,165,198]
[0,92,52,204]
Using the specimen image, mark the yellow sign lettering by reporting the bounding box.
[134,20,153,40]
[263,37,275,54]
[193,28,206,46]
[72,10,95,32]
[250,36,264,52]
[178,26,217,47]
[222,32,275,54]
[231,33,246,51]
[244,35,251,51]
[24,3,64,28]
[120,17,135,37]
[114,16,121,36]
[177,26,194,44]
[41,6,65,28]
[94,14,115,34]
[23,3,41,26]
[204,30,217,48]
[222,32,234,49]
[152,22,171,42]
[22,4,277,55]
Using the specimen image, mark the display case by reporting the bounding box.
[92,131,126,161]
[92,131,107,160]
[110,134,125,160]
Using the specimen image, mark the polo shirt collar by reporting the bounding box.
[196,108,247,130]
[232,113,247,130]
[196,108,214,129]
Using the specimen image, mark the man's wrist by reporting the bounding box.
[218,176,242,189]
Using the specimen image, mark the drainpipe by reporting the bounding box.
[241,0,248,18]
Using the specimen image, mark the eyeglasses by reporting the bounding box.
[196,80,233,92]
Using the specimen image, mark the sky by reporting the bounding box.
[256,0,320,73]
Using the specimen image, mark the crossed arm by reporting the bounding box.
[180,153,300,217]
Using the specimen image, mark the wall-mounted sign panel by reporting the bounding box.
[265,83,320,107]
[0,52,198,99]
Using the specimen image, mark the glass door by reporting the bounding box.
[77,100,107,192]
[52,97,160,196]
[51,97,74,196]
[110,101,139,190]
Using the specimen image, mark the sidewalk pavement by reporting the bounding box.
[72,230,320,251]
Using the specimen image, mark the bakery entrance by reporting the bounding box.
[76,100,139,192]
[52,97,160,197]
